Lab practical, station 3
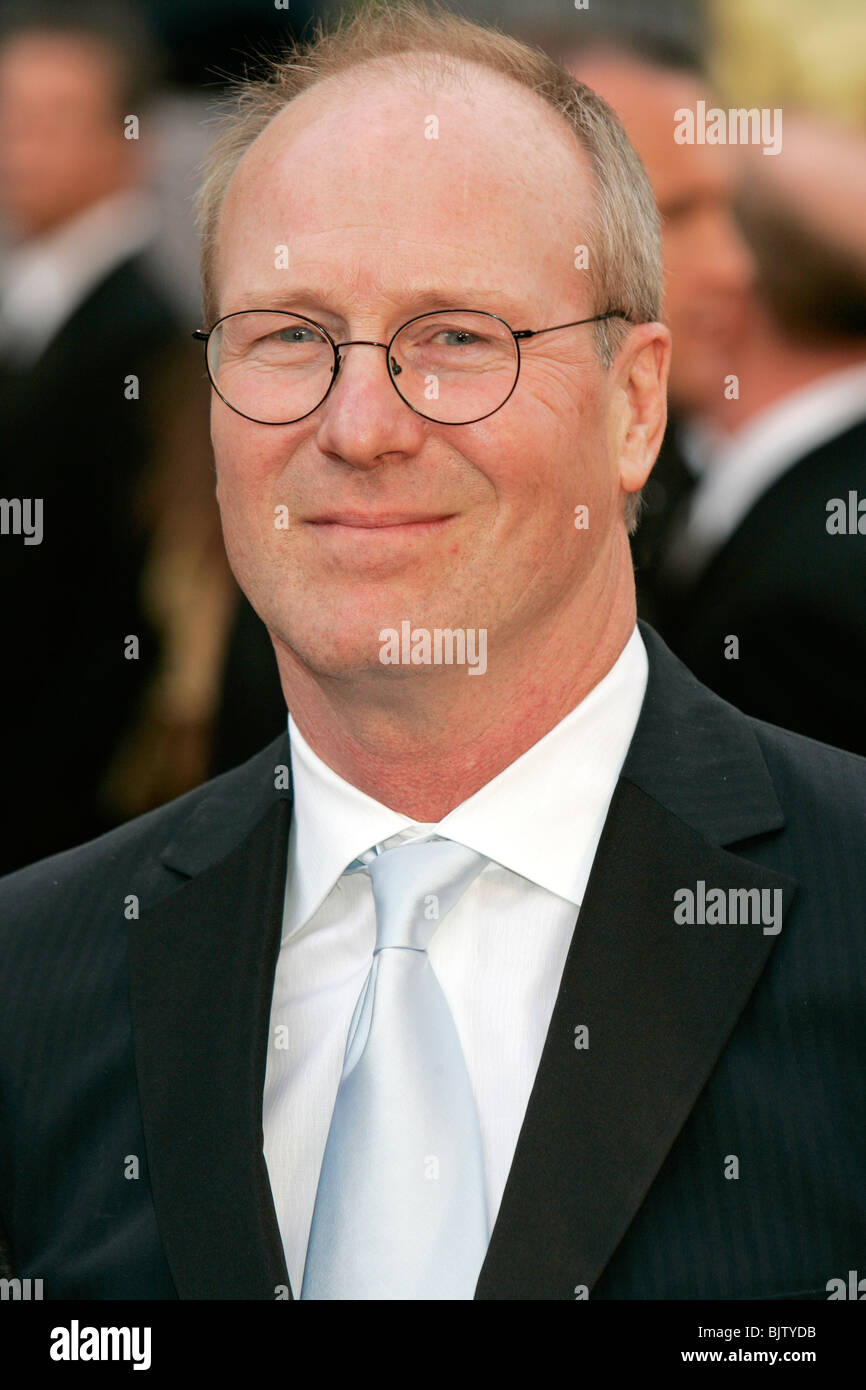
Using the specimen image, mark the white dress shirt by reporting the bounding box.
[0,189,159,366]
[666,360,866,580]
[263,625,648,1294]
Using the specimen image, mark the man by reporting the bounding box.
[647,115,866,756]
[564,47,866,756]
[0,3,863,1301]
[564,43,754,422]
[0,6,194,869]
[559,42,755,623]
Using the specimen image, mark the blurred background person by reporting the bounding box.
[552,34,756,626]
[0,0,324,863]
[0,1,227,870]
[533,1,866,755]
[646,114,866,755]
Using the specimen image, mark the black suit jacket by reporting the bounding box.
[1,624,864,1299]
[0,253,183,872]
[644,417,866,757]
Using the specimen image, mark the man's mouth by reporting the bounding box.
[307,511,456,530]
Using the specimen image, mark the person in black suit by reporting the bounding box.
[556,43,756,633]
[646,115,866,757]
[0,8,193,870]
[0,3,864,1302]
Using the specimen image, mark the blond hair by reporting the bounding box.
[195,0,663,530]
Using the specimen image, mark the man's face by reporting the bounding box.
[568,56,754,416]
[0,32,131,236]
[211,63,658,681]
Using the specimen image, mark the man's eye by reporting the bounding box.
[273,326,320,344]
[431,330,483,347]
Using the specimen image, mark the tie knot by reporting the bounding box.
[366,838,487,951]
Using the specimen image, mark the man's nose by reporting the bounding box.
[314,340,426,469]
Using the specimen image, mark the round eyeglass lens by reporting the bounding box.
[208,311,334,423]
[388,311,519,423]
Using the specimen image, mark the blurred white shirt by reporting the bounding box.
[667,360,866,580]
[0,188,158,365]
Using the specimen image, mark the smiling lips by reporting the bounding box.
[308,511,455,529]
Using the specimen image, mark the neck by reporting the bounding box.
[700,303,866,435]
[273,545,637,821]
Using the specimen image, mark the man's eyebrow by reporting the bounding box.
[231,287,537,324]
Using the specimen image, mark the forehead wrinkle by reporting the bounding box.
[223,157,589,271]
[222,222,569,328]
[241,112,562,223]
[220,223,588,329]
[226,258,545,325]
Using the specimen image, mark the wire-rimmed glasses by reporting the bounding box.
[193,306,631,427]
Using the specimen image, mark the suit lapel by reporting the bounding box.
[475,625,798,1299]
[128,738,294,1299]
[128,628,799,1302]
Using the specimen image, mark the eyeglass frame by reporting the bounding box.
[192,305,632,427]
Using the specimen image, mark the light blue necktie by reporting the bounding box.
[300,837,489,1300]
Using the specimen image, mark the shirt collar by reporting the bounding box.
[0,189,159,364]
[283,625,648,937]
[672,360,866,578]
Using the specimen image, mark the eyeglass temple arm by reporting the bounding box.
[513,310,630,341]
[192,329,210,341]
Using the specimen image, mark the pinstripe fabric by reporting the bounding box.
[593,717,866,1298]
[0,623,864,1299]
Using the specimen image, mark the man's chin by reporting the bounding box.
[267,625,412,682]
[269,613,484,684]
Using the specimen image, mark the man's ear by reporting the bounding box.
[609,321,671,496]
